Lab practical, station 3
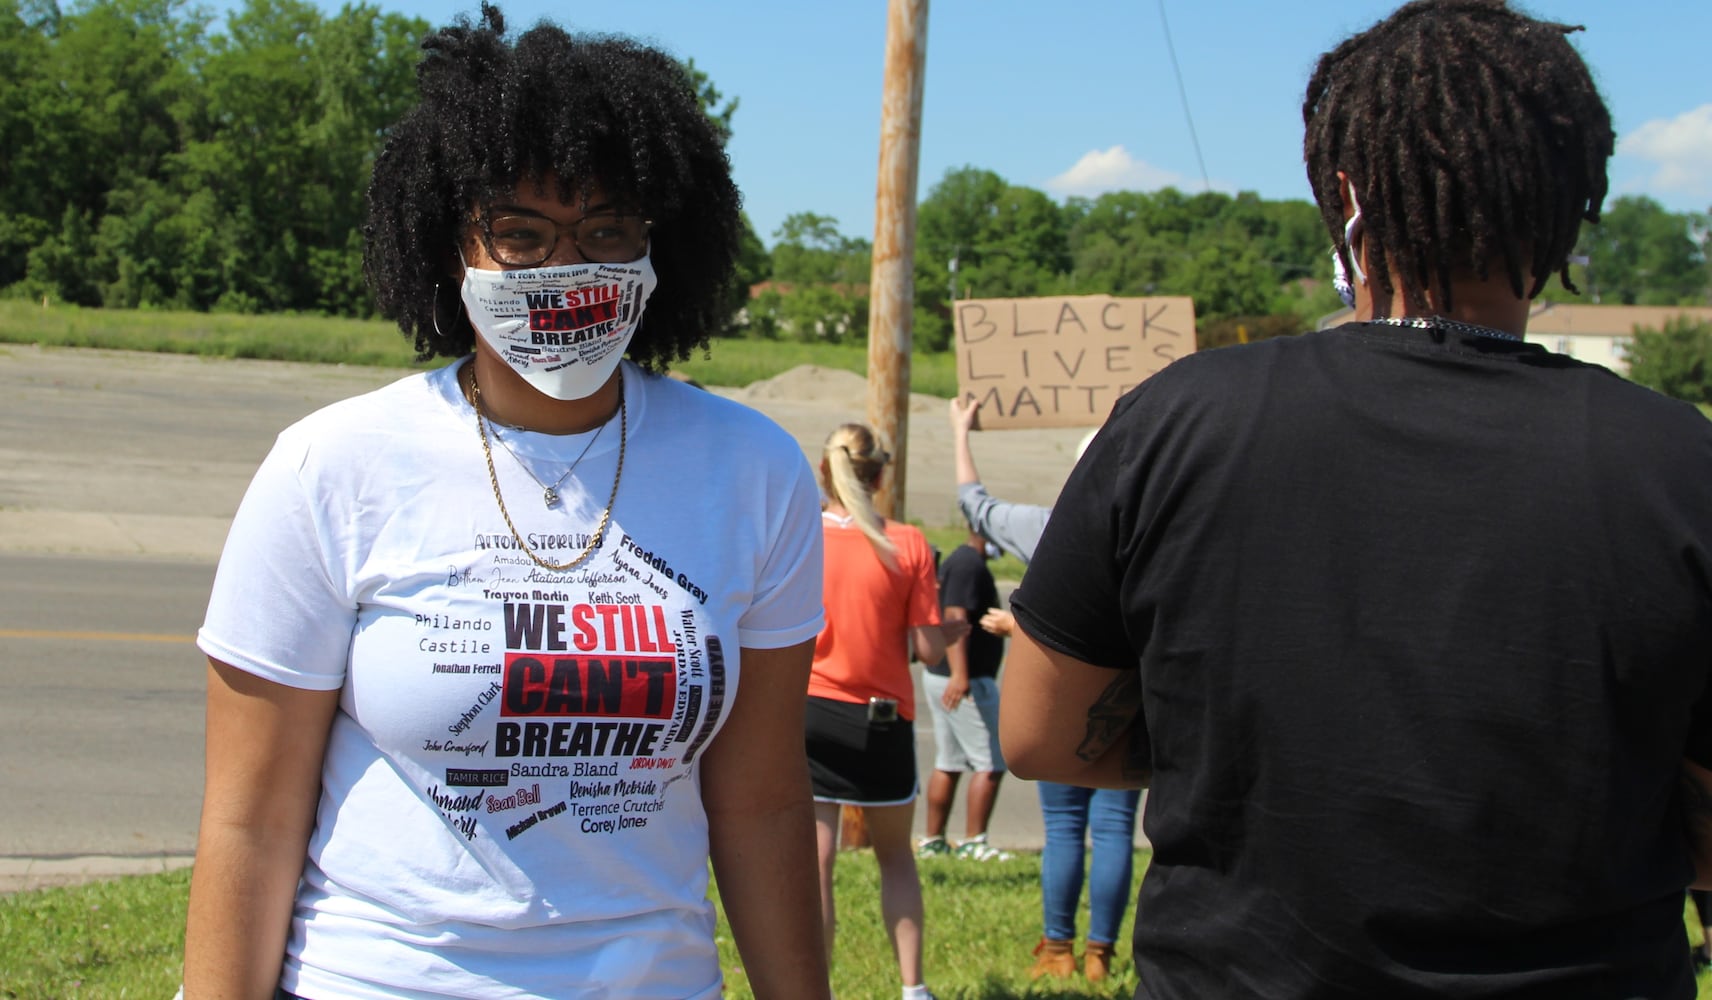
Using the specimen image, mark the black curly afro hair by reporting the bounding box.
[1303,0,1613,315]
[363,3,741,369]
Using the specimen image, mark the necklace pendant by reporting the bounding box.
[543,487,559,508]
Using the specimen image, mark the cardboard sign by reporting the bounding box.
[953,295,1197,429]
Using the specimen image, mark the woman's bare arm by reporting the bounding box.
[183,659,339,999]
[910,619,969,667]
[701,640,831,1000]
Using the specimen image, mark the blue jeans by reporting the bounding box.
[1038,781,1142,944]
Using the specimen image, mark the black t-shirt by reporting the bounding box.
[1012,323,1712,1000]
[925,543,1004,679]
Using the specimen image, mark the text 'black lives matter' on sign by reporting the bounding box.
[954,295,1197,430]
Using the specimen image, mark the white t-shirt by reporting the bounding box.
[199,359,824,999]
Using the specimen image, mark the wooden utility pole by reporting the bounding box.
[865,0,929,520]
[844,0,929,852]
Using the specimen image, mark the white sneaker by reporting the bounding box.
[916,835,952,859]
[954,834,1013,862]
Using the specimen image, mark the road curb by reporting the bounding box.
[0,854,195,895]
[0,511,228,561]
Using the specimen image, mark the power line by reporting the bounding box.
[1157,0,1211,193]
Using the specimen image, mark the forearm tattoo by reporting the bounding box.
[1076,670,1143,764]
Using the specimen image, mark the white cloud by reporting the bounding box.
[1044,145,1197,198]
[1618,104,1712,200]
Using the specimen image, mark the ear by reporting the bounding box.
[446,228,475,281]
[1336,171,1359,224]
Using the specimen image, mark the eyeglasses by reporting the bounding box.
[475,210,653,268]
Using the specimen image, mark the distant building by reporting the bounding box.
[1317,303,1712,375]
[1521,304,1712,375]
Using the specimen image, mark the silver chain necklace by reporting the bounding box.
[491,421,607,508]
[1370,316,1522,342]
[460,365,610,508]
[470,374,626,572]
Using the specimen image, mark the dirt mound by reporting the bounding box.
[735,364,871,409]
[734,364,944,414]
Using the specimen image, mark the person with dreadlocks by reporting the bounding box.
[998,1,1712,997]
[182,6,830,998]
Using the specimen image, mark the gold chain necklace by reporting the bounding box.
[468,369,625,572]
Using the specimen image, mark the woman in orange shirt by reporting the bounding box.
[807,423,959,1000]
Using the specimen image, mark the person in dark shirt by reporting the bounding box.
[917,528,1012,863]
[1000,2,1712,998]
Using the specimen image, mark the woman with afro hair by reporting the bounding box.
[184,6,831,998]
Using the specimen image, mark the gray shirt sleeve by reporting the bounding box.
[957,481,1051,566]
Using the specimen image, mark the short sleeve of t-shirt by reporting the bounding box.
[737,450,826,649]
[901,526,943,631]
[1010,391,1147,671]
[198,426,357,690]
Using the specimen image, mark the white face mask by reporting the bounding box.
[983,541,1002,560]
[1331,186,1366,309]
[459,255,657,401]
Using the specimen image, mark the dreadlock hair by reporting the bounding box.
[819,423,897,564]
[1303,0,1613,315]
[363,3,741,369]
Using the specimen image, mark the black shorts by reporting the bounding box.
[805,695,918,805]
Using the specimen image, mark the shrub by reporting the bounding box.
[1626,317,1712,405]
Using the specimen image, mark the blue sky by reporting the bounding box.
[360,0,1712,248]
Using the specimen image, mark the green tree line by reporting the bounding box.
[3,0,427,314]
[4,0,1708,349]
[748,169,1711,352]
[739,170,1348,352]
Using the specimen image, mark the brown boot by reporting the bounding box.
[1030,937,1076,979]
[1084,940,1117,982]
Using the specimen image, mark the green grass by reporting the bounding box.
[0,300,425,369]
[723,850,1146,999]
[0,866,192,998]
[7,854,1712,998]
[0,301,960,396]
[0,852,1137,999]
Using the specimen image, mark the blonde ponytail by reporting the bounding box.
[820,423,897,562]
